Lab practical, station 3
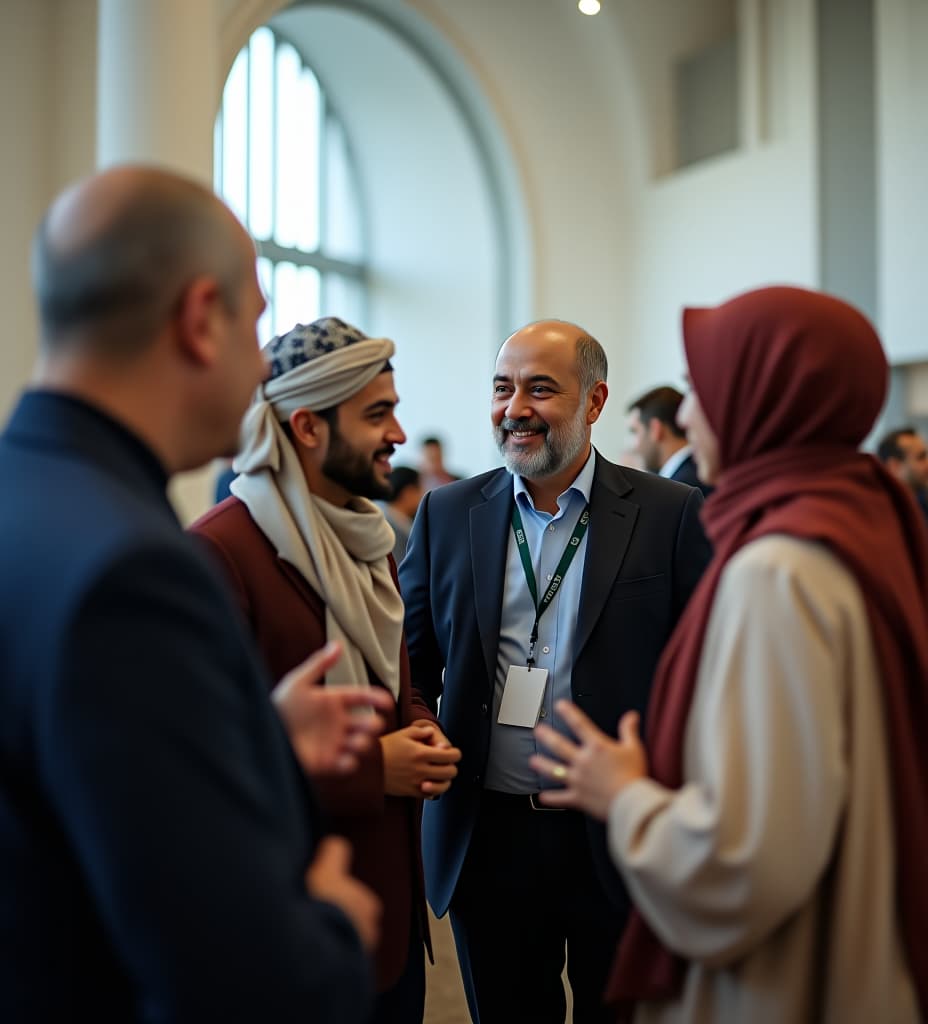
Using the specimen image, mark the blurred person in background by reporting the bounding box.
[877,426,928,521]
[419,435,460,491]
[379,465,425,564]
[627,385,712,497]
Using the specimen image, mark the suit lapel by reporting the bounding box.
[470,470,513,693]
[574,457,637,662]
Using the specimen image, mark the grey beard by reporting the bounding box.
[495,410,589,480]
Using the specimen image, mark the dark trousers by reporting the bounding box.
[371,917,425,1024]
[449,791,625,1024]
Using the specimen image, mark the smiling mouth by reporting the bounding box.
[373,448,395,468]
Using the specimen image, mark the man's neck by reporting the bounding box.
[308,476,354,508]
[297,451,354,508]
[660,437,688,465]
[35,355,182,474]
[521,445,591,514]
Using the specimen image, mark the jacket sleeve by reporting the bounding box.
[397,491,445,716]
[44,542,374,1022]
[391,552,439,728]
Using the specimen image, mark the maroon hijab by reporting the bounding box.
[606,286,928,1017]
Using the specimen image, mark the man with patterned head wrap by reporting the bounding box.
[191,316,461,1023]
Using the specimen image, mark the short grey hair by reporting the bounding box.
[576,333,608,392]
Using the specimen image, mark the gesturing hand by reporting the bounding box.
[380,722,462,798]
[306,837,381,952]
[273,642,395,776]
[529,699,648,821]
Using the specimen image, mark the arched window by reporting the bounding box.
[214,25,367,343]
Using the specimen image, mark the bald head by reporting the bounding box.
[32,166,252,356]
[499,320,608,391]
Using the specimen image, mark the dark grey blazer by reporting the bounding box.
[0,392,372,1023]
[399,452,711,919]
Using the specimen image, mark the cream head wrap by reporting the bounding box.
[231,318,404,697]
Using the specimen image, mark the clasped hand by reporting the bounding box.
[381,723,462,798]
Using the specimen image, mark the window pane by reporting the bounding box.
[218,26,365,346]
[299,265,321,321]
[274,44,318,251]
[221,48,249,224]
[323,273,365,328]
[324,118,363,261]
[273,261,320,337]
[295,69,321,252]
[248,27,274,239]
[274,45,301,250]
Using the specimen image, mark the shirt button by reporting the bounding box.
[548,524,556,533]
[539,707,547,719]
[546,574,553,581]
[481,703,488,715]
[542,646,550,654]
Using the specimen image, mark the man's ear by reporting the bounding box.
[587,381,608,424]
[175,275,223,367]
[289,407,327,450]
[647,416,665,444]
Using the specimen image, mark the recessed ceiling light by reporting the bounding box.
[578,0,601,14]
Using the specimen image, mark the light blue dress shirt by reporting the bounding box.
[484,449,596,793]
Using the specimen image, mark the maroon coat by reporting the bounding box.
[190,497,434,991]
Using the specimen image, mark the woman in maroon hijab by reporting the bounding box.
[531,286,928,1023]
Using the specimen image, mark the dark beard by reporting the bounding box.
[322,425,393,500]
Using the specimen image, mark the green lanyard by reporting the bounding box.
[511,502,590,668]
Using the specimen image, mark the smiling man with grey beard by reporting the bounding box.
[399,319,712,1024]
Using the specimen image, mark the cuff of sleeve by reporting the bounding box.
[607,776,674,867]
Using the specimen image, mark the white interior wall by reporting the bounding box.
[615,0,819,452]
[617,0,739,179]
[2,0,926,506]
[397,0,638,463]
[876,0,928,364]
[1,0,98,421]
[1,1,52,419]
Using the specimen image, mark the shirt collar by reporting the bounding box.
[513,447,596,512]
[659,444,692,479]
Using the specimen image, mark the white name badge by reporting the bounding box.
[497,665,548,728]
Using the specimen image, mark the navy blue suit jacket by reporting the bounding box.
[669,452,713,498]
[0,392,371,1023]
[399,453,711,919]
